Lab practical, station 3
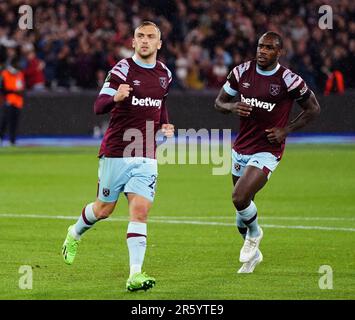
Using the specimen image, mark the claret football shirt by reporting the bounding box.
[95,55,172,159]
[223,60,311,158]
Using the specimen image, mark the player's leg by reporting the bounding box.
[233,165,267,262]
[125,193,155,291]
[124,159,157,291]
[231,150,250,241]
[62,199,117,265]
[233,151,279,234]
[233,165,267,234]
[62,157,124,265]
[233,174,248,240]
[71,199,117,239]
[233,152,279,263]
[231,151,274,271]
[127,193,151,277]
[234,173,263,273]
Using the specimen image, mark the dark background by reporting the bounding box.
[19,90,355,136]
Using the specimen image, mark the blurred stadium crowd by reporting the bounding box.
[0,0,353,93]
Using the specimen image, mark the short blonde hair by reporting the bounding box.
[134,21,161,39]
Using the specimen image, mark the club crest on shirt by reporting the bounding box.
[102,188,110,197]
[159,77,168,89]
[270,84,281,96]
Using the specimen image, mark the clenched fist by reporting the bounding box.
[113,84,133,102]
[161,124,175,138]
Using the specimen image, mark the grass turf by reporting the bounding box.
[0,144,354,299]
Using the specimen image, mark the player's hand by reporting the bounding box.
[113,84,133,102]
[231,102,253,117]
[161,123,175,138]
[265,127,289,144]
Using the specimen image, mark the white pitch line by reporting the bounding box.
[151,216,355,221]
[259,224,355,232]
[149,219,355,232]
[1,213,355,232]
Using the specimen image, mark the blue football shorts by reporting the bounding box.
[231,150,280,180]
[97,157,158,203]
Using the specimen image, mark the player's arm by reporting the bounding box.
[160,96,174,137]
[94,84,132,115]
[215,88,253,116]
[266,91,321,144]
[215,68,253,116]
[94,70,132,115]
[287,91,321,132]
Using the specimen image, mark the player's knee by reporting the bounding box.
[93,202,115,219]
[131,215,147,223]
[130,205,149,222]
[232,191,250,211]
[95,209,111,219]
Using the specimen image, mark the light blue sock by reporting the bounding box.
[236,211,247,239]
[72,203,98,239]
[237,201,260,238]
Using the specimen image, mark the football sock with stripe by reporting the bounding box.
[237,201,260,238]
[236,211,247,240]
[127,222,147,277]
[71,203,98,239]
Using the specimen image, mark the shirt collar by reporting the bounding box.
[132,54,156,69]
[256,63,280,76]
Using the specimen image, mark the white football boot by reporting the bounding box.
[239,227,263,263]
[238,249,263,273]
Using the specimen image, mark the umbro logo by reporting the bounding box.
[242,82,250,88]
[133,80,141,86]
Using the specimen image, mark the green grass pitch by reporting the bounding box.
[0,144,354,300]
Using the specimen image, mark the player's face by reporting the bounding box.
[256,36,281,69]
[133,25,162,59]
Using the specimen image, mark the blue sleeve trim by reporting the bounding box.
[99,87,117,96]
[223,82,238,96]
